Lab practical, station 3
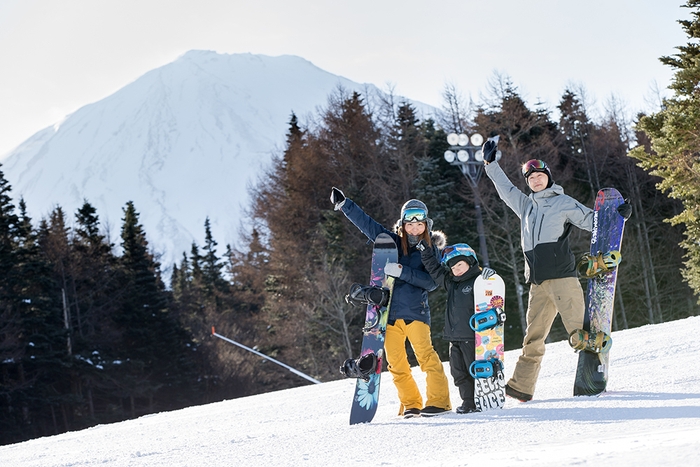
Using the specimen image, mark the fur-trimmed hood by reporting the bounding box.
[431,230,447,250]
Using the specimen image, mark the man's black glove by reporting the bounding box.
[330,187,346,211]
[617,202,632,220]
[482,135,500,163]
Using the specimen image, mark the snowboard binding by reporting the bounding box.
[568,328,612,354]
[469,358,503,379]
[577,250,622,279]
[345,283,390,308]
[470,307,506,332]
[340,352,379,382]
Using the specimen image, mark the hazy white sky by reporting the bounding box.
[0,0,691,156]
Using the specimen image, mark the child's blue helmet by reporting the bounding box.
[441,244,478,268]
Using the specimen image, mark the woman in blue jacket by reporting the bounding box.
[331,187,451,418]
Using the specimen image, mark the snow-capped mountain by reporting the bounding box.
[1,50,430,269]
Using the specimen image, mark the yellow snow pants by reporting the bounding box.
[385,319,451,414]
[508,277,585,396]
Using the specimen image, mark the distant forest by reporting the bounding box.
[2,1,699,446]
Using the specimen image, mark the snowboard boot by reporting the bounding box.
[577,250,622,279]
[345,283,390,307]
[568,328,613,353]
[470,307,507,332]
[505,384,533,402]
[420,406,450,417]
[456,402,479,414]
[339,353,378,382]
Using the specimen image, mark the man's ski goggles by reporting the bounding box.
[402,208,428,223]
[521,159,548,178]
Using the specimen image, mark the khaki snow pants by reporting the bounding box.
[508,277,585,396]
[385,319,451,414]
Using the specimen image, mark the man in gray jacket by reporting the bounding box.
[481,139,631,401]
[482,140,594,402]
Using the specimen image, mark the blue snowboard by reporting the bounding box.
[349,233,397,424]
[573,188,626,396]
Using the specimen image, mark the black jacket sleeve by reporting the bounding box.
[420,245,446,289]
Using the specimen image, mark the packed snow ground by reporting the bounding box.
[2,316,700,466]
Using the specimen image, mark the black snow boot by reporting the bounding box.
[345,283,390,307]
[339,353,378,382]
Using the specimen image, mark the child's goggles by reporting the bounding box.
[440,244,477,266]
[402,208,428,223]
[521,159,548,178]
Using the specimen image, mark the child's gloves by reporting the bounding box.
[481,267,496,280]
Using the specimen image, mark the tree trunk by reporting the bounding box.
[614,284,629,330]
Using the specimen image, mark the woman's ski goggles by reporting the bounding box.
[402,208,428,223]
[521,159,548,178]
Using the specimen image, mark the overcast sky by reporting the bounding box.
[0,0,691,157]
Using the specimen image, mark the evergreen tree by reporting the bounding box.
[629,0,700,299]
[201,217,228,304]
[116,201,197,416]
[15,203,67,439]
[66,201,123,426]
[70,201,118,339]
[0,169,25,443]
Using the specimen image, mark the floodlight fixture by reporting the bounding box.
[470,133,484,146]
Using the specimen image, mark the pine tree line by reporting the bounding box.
[0,184,238,445]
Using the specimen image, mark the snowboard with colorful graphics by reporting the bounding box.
[470,274,506,410]
[573,188,626,396]
[349,233,398,425]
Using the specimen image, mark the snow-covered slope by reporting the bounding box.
[2,316,699,466]
[1,51,423,268]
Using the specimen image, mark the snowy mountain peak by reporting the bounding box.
[0,51,397,269]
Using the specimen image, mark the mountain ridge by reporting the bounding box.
[1,51,430,269]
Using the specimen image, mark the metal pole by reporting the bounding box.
[459,164,490,267]
[473,191,490,268]
[211,327,321,385]
[446,134,491,268]
[62,288,72,356]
